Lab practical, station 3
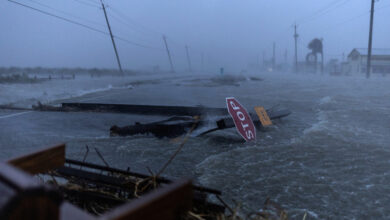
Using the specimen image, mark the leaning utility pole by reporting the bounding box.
[162,35,175,73]
[100,0,122,73]
[366,0,376,78]
[294,23,299,73]
[185,45,192,72]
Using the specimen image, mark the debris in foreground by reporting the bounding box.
[2,144,290,220]
[5,144,224,219]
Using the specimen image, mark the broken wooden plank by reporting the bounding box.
[8,144,65,175]
[99,179,192,220]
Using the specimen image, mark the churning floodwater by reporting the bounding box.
[1,72,390,219]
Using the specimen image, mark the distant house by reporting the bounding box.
[326,58,341,75]
[345,48,390,75]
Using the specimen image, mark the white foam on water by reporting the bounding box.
[303,111,328,135]
[319,96,333,105]
[77,84,113,97]
[306,210,319,218]
[0,76,134,107]
[0,111,33,119]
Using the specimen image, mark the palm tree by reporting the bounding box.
[307,38,324,73]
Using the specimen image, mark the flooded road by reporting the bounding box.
[1,72,390,219]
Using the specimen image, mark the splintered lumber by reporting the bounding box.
[7,144,65,174]
[99,179,193,220]
[0,162,62,220]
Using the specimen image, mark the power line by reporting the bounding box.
[82,0,100,4]
[320,4,390,33]
[108,6,163,36]
[105,5,172,48]
[114,36,163,51]
[322,11,369,32]
[8,0,164,51]
[298,0,352,25]
[107,11,161,45]
[106,4,201,54]
[72,0,101,9]
[297,0,339,24]
[28,0,105,28]
[9,0,107,34]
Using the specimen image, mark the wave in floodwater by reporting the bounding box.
[0,78,134,107]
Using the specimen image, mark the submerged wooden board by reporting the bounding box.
[7,144,65,175]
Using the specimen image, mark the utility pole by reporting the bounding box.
[185,45,192,72]
[366,0,376,78]
[100,0,123,73]
[294,23,299,73]
[272,42,276,71]
[162,35,175,73]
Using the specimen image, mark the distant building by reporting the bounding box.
[345,48,390,75]
[326,58,341,75]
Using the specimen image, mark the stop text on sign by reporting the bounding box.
[226,97,256,142]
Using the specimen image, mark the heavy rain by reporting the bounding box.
[0,0,390,219]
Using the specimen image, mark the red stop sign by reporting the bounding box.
[226,97,256,142]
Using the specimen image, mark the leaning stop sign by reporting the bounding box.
[226,97,256,142]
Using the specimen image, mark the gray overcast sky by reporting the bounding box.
[1,0,389,71]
